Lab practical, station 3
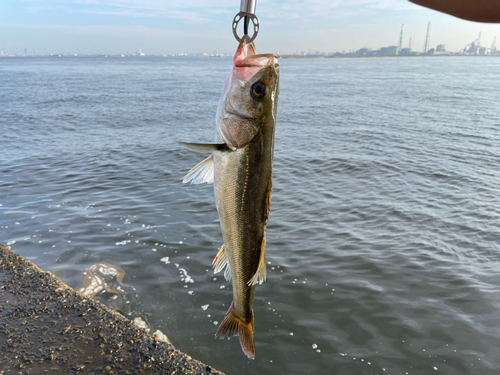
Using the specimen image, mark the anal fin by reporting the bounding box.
[248,229,266,286]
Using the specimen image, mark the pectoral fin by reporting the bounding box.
[179,142,228,153]
[182,154,214,184]
[248,230,266,286]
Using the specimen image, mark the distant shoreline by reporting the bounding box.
[280,55,495,59]
[2,54,497,59]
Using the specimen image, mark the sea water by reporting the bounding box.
[1,55,500,374]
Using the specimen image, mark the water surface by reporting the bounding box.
[1,55,500,374]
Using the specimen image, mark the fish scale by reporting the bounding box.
[215,141,266,316]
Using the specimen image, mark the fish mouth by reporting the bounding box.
[234,36,257,62]
[233,36,279,82]
[235,53,279,68]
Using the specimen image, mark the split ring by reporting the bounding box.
[232,12,259,43]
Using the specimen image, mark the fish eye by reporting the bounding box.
[251,82,267,100]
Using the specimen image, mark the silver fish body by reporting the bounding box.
[182,37,279,358]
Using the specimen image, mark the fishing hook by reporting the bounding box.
[232,0,259,43]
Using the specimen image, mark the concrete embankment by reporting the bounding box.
[0,243,224,375]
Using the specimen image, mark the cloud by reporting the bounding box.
[0,23,236,54]
[5,0,500,54]
[17,0,415,22]
[80,7,207,22]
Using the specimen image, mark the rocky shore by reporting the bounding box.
[0,243,224,375]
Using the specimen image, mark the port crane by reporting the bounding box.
[462,32,484,54]
[422,22,430,53]
[397,24,404,55]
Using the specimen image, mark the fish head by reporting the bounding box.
[216,37,279,149]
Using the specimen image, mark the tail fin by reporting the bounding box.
[215,302,255,359]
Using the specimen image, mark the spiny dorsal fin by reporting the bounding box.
[182,154,214,184]
[248,229,266,286]
[212,245,232,281]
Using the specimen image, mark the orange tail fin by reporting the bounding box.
[215,302,255,359]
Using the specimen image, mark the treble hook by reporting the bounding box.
[232,0,259,43]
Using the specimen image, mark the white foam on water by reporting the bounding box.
[179,268,194,283]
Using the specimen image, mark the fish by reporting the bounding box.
[181,36,279,358]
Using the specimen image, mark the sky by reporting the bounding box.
[1,0,500,55]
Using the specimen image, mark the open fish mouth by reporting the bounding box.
[233,37,278,82]
[235,53,279,68]
[234,36,257,61]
